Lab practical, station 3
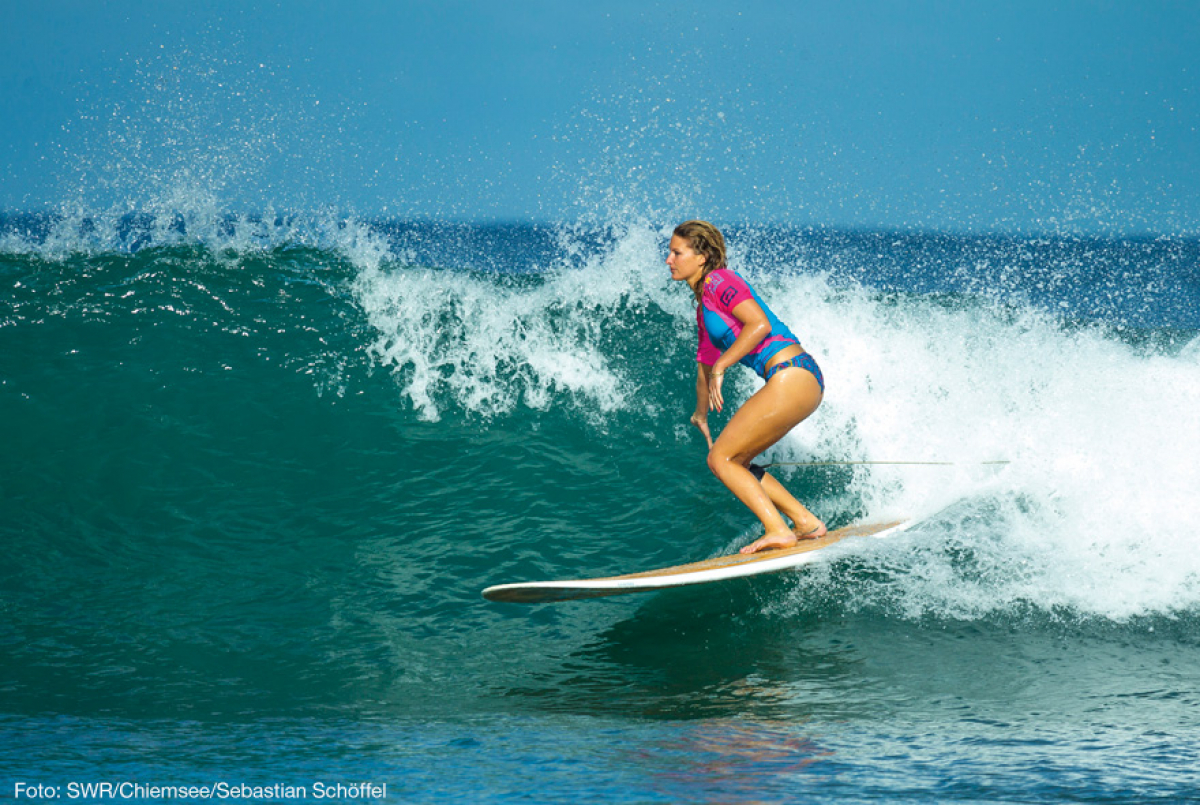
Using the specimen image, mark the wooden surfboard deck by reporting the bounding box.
[482,519,909,604]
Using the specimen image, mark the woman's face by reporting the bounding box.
[667,235,707,286]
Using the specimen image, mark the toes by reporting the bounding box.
[740,533,798,554]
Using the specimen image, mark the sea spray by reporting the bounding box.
[764,289,1200,622]
[351,222,684,422]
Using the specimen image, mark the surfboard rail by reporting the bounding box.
[482,519,910,603]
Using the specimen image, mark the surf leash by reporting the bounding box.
[763,460,1010,468]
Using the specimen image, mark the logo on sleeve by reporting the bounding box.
[719,286,739,307]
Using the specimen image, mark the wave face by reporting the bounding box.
[3,212,1200,800]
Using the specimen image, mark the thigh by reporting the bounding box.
[712,369,823,463]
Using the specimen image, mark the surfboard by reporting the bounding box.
[482,519,910,603]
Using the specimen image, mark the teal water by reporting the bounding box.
[3,216,1200,802]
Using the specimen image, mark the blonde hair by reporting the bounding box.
[673,220,727,301]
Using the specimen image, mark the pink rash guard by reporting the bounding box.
[695,268,801,378]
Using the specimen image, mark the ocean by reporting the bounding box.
[3,210,1200,803]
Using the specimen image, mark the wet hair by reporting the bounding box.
[673,220,727,301]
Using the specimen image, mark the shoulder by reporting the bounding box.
[702,267,738,286]
[702,268,752,308]
[703,268,752,289]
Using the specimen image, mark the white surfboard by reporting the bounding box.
[483,519,911,603]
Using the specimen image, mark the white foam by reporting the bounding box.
[754,269,1200,621]
[351,223,676,421]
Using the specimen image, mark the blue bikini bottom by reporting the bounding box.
[763,352,824,393]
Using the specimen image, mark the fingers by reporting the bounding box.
[708,375,724,413]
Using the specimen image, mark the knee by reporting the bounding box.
[705,448,727,477]
[706,448,747,478]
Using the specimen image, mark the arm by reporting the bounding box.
[707,298,771,413]
[691,362,714,448]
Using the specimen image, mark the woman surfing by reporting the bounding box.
[667,220,827,554]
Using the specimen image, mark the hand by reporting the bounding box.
[690,413,714,449]
[707,369,725,414]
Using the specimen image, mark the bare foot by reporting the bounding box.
[740,530,799,554]
[793,520,827,540]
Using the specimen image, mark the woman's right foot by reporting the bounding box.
[793,520,827,540]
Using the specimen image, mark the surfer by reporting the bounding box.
[668,220,827,554]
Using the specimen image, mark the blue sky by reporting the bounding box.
[3,1,1198,234]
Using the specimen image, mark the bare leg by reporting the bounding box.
[759,471,827,538]
[706,367,824,554]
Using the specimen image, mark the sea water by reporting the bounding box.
[3,211,1200,802]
